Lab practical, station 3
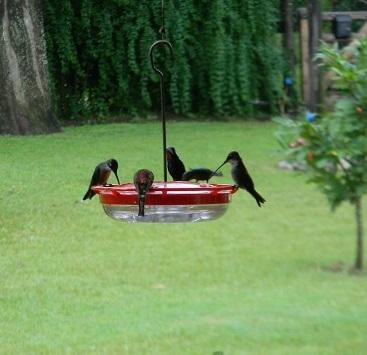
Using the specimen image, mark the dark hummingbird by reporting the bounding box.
[133,169,154,217]
[213,151,266,207]
[182,168,223,183]
[166,147,186,181]
[82,159,120,200]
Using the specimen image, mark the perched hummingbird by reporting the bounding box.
[182,168,223,183]
[82,159,120,200]
[166,147,186,180]
[214,151,266,207]
[133,169,154,217]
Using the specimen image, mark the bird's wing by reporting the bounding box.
[90,165,101,187]
[82,167,99,200]
[180,160,186,172]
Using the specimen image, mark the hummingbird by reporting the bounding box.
[166,147,186,180]
[213,151,266,207]
[182,168,223,183]
[133,169,154,217]
[82,159,120,200]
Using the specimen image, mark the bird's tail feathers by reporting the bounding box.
[83,189,94,200]
[251,190,266,207]
[138,194,146,216]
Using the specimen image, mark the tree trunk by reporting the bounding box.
[354,197,364,270]
[282,0,295,74]
[0,0,60,135]
[308,0,322,112]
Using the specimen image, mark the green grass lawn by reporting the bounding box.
[0,121,366,354]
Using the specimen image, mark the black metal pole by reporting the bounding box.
[149,0,172,182]
[160,73,167,182]
[161,0,165,39]
[149,40,173,182]
[160,0,166,181]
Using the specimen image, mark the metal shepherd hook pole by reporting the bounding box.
[149,0,173,182]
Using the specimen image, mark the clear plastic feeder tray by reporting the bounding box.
[92,182,237,223]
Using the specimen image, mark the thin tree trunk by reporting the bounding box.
[308,0,322,112]
[0,0,60,135]
[282,0,295,74]
[355,197,364,270]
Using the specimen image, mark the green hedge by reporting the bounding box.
[43,0,283,120]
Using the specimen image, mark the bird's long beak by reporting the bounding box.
[212,160,228,176]
[114,172,120,185]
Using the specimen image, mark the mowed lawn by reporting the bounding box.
[0,121,366,354]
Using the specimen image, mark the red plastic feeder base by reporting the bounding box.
[92,181,237,223]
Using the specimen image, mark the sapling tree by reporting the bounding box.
[276,39,367,271]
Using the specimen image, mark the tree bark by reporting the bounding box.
[0,0,60,135]
[355,197,364,270]
[308,0,322,112]
[282,0,295,74]
[299,8,311,107]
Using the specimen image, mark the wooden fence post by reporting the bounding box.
[299,8,311,107]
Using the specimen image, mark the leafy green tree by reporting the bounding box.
[42,0,283,120]
[276,39,367,271]
[293,0,367,11]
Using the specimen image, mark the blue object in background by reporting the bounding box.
[284,76,293,87]
[306,111,316,123]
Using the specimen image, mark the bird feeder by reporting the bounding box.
[332,14,352,40]
[92,182,237,223]
[92,0,238,223]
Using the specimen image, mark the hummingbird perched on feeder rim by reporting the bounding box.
[82,159,120,200]
[166,147,186,181]
[182,168,223,183]
[133,169,154,217]
[213,151,266,207]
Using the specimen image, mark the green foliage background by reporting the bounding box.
[293,0,367,10]
[42,0,282,120]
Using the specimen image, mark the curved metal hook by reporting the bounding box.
[149,40,173,78]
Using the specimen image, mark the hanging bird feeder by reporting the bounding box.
[92,182,236,223]
[92,0,238,223]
